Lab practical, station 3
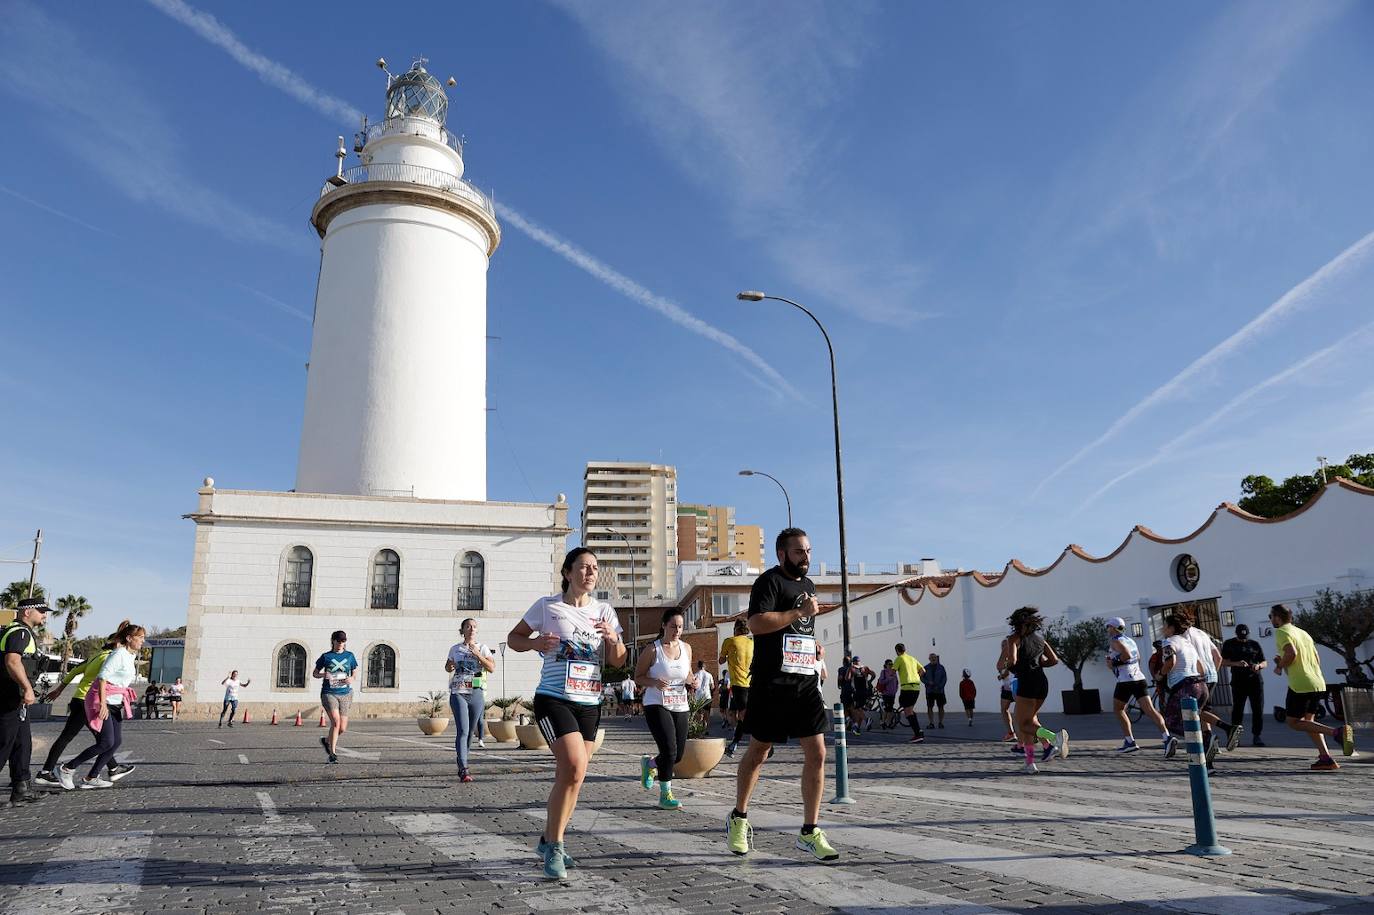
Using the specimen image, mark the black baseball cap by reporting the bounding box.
[331,630,347,642]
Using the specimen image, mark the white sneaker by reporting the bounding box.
[477,739,486,750]
[1022,761,1039,775]
[80,776,114,790]
[57,766,75,791]
[1057,729,1070,759]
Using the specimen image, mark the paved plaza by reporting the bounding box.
[3,711,1372,915]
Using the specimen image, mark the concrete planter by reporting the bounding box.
[589,727,605,755]
[674,738,726,779]
[516,723,548,750]
[487,719,517,743]
[416,716,451,736]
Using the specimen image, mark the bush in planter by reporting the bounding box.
[417,690,448,719]
[489,696,525,720]
[687,694,714,739]
[1045,616,1109,714]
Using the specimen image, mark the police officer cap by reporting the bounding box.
[16,597,48,613]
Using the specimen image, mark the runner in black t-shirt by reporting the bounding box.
[1221,624,1267,747]
[726,527,838,863]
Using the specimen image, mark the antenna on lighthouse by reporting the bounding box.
[377,57,393,87]
[334,136,347,178]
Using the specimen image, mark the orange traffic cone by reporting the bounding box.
[242,708,251,724]
[318,711,327,727]
[270,708,279,725]
[293,711,303,727]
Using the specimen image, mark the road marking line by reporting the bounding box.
[11,830,153,915]
[526,805,1010,914]
[667,780,1323,915]
[387,812,687,914]
[208,738,225,745]
[332,745,381,761]
[237,754,249,764]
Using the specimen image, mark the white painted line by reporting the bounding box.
[208,738,225,745]
[13,830,153,915]
[332,745,381,761]
[668,784,1322,915]
[527,805,1010,915]
[237,754,249,764]
[387,812,687,913]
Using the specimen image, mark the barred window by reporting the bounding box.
[367,644,396,689]
[456,552,484,611]
[282,546,313,608]
[371,549,400,609]
[276,643,307,689]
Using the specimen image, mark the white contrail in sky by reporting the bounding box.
[149,0,795,398]
[144,0,363,124]
[498,203,800,400]
[1076,321,1374,512]
[1033,227,1374,499]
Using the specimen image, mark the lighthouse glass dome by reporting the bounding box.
[385,63,448,125]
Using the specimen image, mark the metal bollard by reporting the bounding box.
[829,702,855,805]
[1181,696,1231,856]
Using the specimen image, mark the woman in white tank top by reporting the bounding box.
[633,608,698,809]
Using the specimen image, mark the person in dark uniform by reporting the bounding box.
[1221,623,1268,747]
[726,527,838,863]
[1,596,49,806]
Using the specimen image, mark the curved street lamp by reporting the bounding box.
[605,526,638,663]
[736,290,852,663]
[738,469,792,529]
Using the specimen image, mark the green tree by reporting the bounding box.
[1,580,45,608]
[1239,453,1374,518]
[1295,589,1374,686]
[1044,616,1110,692]
[51,595,92,675]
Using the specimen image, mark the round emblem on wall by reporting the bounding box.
[1174,554,1200,592]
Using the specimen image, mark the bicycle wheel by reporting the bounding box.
[1128,700,1143,724]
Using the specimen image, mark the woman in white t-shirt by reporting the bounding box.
[634,608,698,810]
[1159,610,1206,759]
[445,617,496,783]
[57,622,145,790]
[507,547,626,880]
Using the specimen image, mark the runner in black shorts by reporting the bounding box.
[728,528,838,863]
[1004,607,1067,773]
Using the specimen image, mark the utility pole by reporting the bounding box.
[1317,456,1329,484]
[27,529,42,598]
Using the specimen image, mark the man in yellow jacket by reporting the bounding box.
[893,642,925,743]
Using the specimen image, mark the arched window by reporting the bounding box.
[276,643,307,689]
[456,551,484,611]
[371,549,400,609]
[367,643,397,689]
[282,546,313,607]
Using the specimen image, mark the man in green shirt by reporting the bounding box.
[1270,604,1354,770]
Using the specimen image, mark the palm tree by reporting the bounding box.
[1,580,45,608]
[52,595,92,675]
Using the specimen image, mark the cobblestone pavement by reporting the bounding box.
[3,711,1371,914]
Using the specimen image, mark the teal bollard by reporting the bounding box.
[830,702,855,805]
[1181,696,1231,856]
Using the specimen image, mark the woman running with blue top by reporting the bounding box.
[507,547,626,880]
[635,607,697,810]
[446,618,495,782]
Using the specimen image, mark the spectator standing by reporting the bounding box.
[877,660,899,728]
[958,670,976,726]
[1221,624,1266,747]
[923,653,948,729]
[168,677,184,721]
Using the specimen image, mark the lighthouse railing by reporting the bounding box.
[322,163,495,218]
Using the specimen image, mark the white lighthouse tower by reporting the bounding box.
[297,59,500,501]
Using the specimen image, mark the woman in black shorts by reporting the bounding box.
[508,547,627,880]
[1002,607,1066,773]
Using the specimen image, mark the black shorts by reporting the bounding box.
[961,699,975,711]
[926,691,947,708]
[1285,688,1325,719]
[881,694,895,711]
[1014,670,1049,701]
[1113,680,1148,703]
[729,685,750,711]
[898,689,921,708]
[999,687,1014,703]
[746,679,827,744]
[533,694,601,743]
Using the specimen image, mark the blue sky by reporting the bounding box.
[2,1,1372,636]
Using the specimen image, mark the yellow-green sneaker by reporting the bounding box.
[640,754,656,790]
[796,828,839,862]
[1340,724,1355,757]
[658,788,682,810]
[726,811,752,856]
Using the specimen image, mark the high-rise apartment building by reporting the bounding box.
[733,524,764,570]
[677,504,737,563]
[582,462,678,601]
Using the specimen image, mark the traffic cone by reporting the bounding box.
[270,708,279,725]
[318,711,327,727]
[293,711,302,727]
[242,708,251,724]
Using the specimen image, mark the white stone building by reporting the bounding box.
[180,61,569,718]
[807,479,1374,714]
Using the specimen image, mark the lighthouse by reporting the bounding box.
[296,59,501,501]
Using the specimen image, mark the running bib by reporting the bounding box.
[565,661,601,703]
[449,672,474,695]
[781,635,818,675]
[662,682,689,712]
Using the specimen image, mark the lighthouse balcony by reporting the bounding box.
[357,116,463,157]
[322,162,495,218]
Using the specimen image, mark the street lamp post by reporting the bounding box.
[605,527,638,664]
[738,469,792,528]
[737,291,852,662]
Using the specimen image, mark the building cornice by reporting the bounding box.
[311,182,500,256]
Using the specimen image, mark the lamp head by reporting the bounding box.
[736,290,766,302]
[738,470,754,476]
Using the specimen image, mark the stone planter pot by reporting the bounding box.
[417,716,451,736]
[1061,688,1102,715]
[516,723,549,750]
[487,719,517,743]
[589,727,605,755]
[674,737,725,778]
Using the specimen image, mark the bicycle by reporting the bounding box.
[1124,683,1166,725]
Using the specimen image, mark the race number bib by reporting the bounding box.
[781,634,818,675]
[449,672,474,694]
[565,661,602,703]
[662,682,689,712]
